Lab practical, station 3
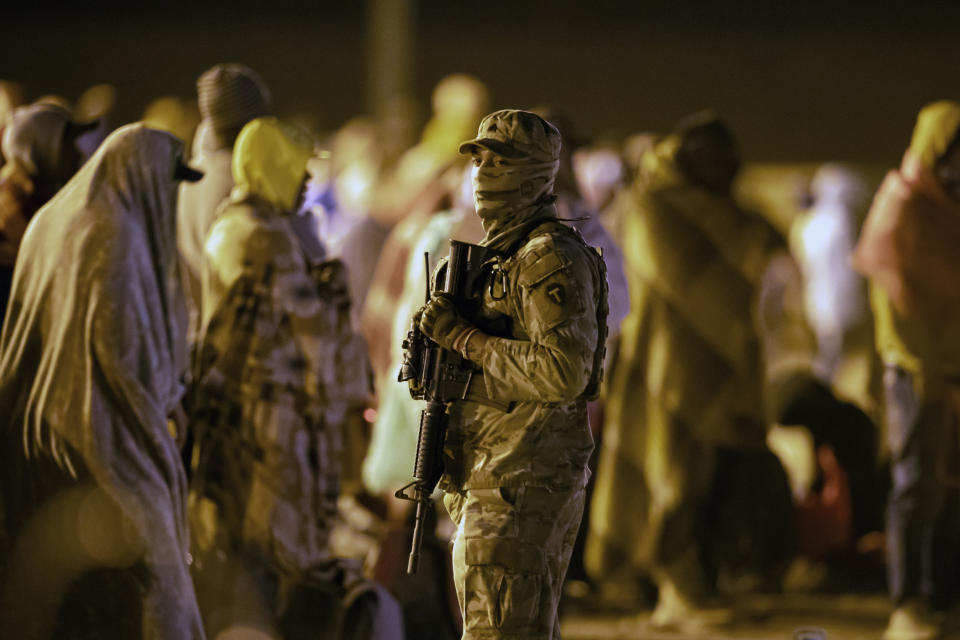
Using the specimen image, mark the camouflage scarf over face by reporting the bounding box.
[473,158,559,246]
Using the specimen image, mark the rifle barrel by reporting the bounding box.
[424,252,430,304]
[407,489,429,574]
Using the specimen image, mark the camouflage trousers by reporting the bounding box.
[443,485,586,640]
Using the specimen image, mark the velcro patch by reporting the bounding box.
[516,247,569,288]
[524,267,584,333]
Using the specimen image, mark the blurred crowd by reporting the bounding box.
[1,64,960,640]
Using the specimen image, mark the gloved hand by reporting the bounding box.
[419,295,476,353]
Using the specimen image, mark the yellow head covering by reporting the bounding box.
[232,116,314,211]
[908,100,960,169]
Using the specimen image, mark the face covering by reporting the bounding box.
[472,158,559,237]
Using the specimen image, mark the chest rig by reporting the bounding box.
[466,220,610,401]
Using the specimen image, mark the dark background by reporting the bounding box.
[2,1,957,164]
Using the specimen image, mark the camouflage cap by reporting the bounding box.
[458,109,561,162]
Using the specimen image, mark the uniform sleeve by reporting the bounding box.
[480,242,599,404]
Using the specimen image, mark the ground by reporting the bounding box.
[561,593,892,639]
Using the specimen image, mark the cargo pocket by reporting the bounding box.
[463,487,521,539]
[464,538,543,633]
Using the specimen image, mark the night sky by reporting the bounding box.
[3,1,958,163]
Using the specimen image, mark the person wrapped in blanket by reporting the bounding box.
[0,124,205,639]
[853,101,960,640]
[188,117,372,638]
[0,101,98,318]
[585,111,877,633]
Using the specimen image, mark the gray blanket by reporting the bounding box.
[0,124,203,639]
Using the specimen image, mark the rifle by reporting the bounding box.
[395,240,497,574]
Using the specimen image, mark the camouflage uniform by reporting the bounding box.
[424,110,607,639]
[189,119,369,630]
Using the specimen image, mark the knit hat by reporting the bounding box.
[197,64,271,142]
[459,109,561,163]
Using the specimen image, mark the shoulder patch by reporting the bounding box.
[515,232,590,334]
[545,282,566,305]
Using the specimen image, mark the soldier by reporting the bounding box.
[416,109,607,639]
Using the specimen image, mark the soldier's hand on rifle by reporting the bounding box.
[419,296,468,349]
[419,296,488,360]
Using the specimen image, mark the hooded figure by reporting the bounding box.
[585,112,810,632]
[0,102,96,317]
[189,117,370,637]
[852,101,960,640]
[791,164,869,381]
[177,64,272,347]
[854,101,960,371]
[0,124,203,639]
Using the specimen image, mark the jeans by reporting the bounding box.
[885,365,960,608]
